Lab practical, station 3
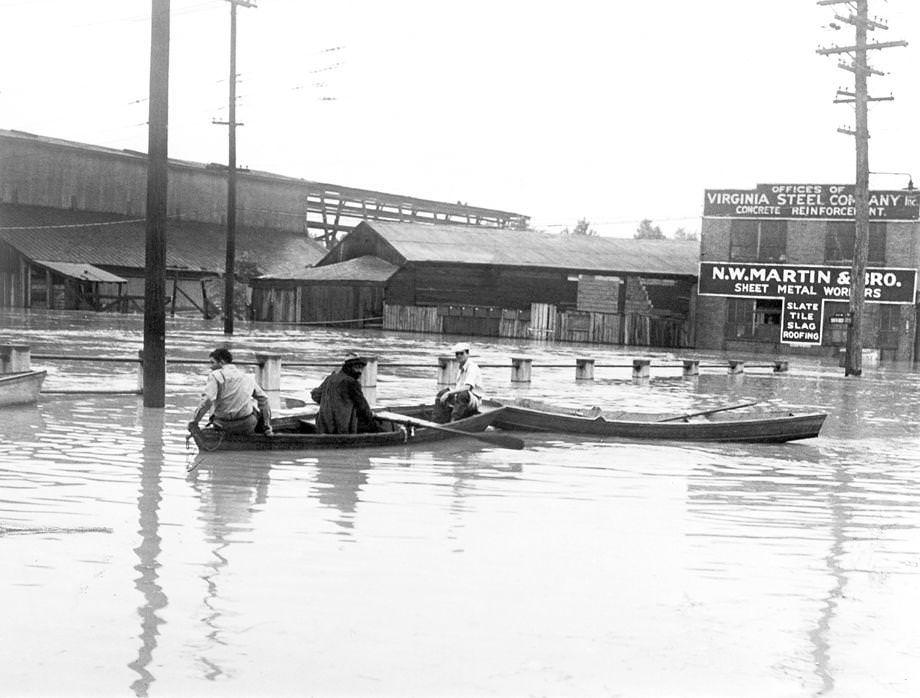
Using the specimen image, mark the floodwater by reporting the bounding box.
[2,309,920,698]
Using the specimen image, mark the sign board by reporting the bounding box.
[698,262,917,345]
[703,183,920,221]
[828,313,852,326]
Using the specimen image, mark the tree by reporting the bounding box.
[563,218,598,236]
[672,227,698,241]
[634,219,665,239]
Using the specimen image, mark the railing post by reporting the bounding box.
[575,358,595,381]
[0,344,31,373]
[511,356,532,383]
[137,350,144,392]
[359,355,378,407]
[728,360,744,375]
[682,359,700,377]
[632,358,650,380]
[773,360,789,373]
[437,355,458,387]
[255,352,283,413]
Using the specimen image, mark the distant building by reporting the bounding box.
[696,183,920,362]
[0,129,527,313]
[251,220,700,347]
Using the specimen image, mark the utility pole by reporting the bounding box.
[817,0,906,376]
[214,0,256,335]
[143,0,170,407]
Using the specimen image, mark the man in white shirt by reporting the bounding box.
[188,348,273,435]
[434,342,485,423]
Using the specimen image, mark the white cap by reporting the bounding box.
[451,342,470,353]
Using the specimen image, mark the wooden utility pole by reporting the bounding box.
[215,0,256,335]
[143,0,170,407]
[817,0,906,376]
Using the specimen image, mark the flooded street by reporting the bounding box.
[3,309,920,697]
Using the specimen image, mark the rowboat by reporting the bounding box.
[487,400,826,443]
[187,403,520,452]
[0,370,47,408]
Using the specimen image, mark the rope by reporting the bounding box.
[0,218,146,230]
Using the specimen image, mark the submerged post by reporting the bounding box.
[359,355,378,407]
[575,358,595,381]
[0,344,31,373]
[773,360,789,373]
[682,359,700,377]
[728,360,744,375]
[632,359,650,380]
[511,357,532,383]
[437,355,459,387]
[255,352,282,413]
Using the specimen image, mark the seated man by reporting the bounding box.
[310,352,378,434]
[433,342,485,423]
[188,347,273,435]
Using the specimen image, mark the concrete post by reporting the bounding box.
[255,352,283,413]
[682,359,700,377]
[575,357,595,381]
[773,360,789,373]
[359,355,377,407]
[511,356,532,383]
[632,358,650,380]
[728,360,744,375]
[137,349,144,392]
[437,355,459,387]
[0,344,31,373]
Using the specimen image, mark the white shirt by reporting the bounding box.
[203,363,267,420]
[456,358,485,400]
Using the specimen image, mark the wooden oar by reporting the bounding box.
[375,410,524,450]
[656,401,759,423]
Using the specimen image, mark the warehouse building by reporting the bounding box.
[251,220,700,347]
[696,183,920,361]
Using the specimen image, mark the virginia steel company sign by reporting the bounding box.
[698,261,917,345]
[704,183,920,220]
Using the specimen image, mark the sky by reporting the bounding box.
[1,0,918,237]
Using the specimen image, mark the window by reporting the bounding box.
[825,222,886,264]
[729,220,787,262]
[724,298,782,340]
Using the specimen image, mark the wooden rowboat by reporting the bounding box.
[188,403,513,452]
[487,400,826,443]
[0,370,47,408]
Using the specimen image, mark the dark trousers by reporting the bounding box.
[433,389,478,423]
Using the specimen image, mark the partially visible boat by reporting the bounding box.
[188,403,510,452]
[0,370,46,408]
[487,399,826,443]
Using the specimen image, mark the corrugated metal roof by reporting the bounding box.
[257,255,398,283]
[352,221,700,276]
[0,204,327,276]
[34,260,126,283]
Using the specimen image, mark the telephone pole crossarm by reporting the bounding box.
[817,40,908,55]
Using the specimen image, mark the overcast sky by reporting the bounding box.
[1,0,918,236]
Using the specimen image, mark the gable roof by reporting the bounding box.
[0,204,327,276]
[341,220,699,277]
[255,255,399,283]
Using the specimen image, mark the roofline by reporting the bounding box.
[0,129,528,221]
[401,260,699,278]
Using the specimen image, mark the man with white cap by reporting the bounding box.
[434,341,486,423]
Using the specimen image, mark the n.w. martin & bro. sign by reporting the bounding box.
[698,262,917,345]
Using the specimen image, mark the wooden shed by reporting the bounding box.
[251,220,700,347]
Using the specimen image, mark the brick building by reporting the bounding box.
[696,183,920,362]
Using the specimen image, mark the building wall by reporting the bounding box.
[0,133,308,232]
[697,212,920,359]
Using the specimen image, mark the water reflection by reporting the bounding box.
[128,407,168,697]
[187,456,272,681]
[314,456,371,538]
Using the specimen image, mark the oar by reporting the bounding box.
[375,409,524,450]
[656,401,759,423]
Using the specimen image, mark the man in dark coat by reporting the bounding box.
[310,353,378,434]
